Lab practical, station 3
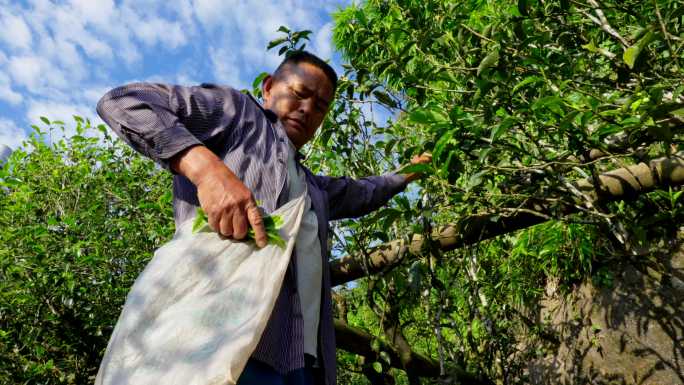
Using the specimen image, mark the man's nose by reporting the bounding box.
[298,98,314,115]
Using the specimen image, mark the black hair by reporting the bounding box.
[272,50,338,91]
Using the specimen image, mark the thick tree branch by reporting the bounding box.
[334,319,494,384]
[331,151,684,286]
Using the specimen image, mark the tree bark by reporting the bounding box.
[331,152,684,286]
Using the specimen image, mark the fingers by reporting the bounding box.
[232,209,248,240]
[207,208,221,234]
[247,203,268,248]
[411,152,432,165]
[194,168,266,245]
[219,213,234,238]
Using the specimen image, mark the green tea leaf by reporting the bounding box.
[623,31,657,69]
[267,37,288,50]
[491,117,517,142]
[252,72,269,89]
[267,232,286,249]
[512,76,542,93]
[397,163,431,175]
[192,207,208,233]
[373,90,398,108]
[271,215,285,228]
[477,50,499,76]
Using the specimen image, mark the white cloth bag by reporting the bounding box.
[95,195,306,385]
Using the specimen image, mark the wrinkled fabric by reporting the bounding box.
[96,196,307,385]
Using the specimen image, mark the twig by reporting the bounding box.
[411,84,476,93]
[581,0,630,48]
[652,0,677,62]
[500,207,552,221]
[460,24,496,44]
[484,151,640,172]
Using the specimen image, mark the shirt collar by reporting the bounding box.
[286,138,307,162]
[246,92,278,123]
[247,92,306,161]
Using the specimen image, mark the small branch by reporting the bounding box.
[484,151,640,173]
[460,24,496,44]
[500,207,552,221]
[653,0,676,61]
[581,0,630,48]
[411,84,476,93]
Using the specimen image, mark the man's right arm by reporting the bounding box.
[97,83,267,246]
[97,82,226,169]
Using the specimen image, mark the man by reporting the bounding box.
[97,51,429,385]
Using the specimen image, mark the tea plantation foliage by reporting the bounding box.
[1,0,683,383]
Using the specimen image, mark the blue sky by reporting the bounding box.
[0,0,351,150]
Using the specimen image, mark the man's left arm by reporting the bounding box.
[317,153,432,220]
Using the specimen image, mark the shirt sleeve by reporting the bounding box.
[316,173,408,220]
[96,82,242,170]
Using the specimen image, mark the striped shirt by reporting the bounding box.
[96,82,408,385]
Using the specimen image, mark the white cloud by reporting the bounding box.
[0,118,28,151]
[194,0,341,88]
[0,0,348,145]
[134,17,187,49]
[191,0,234,29]
[82,86,112,107]
[0,72,22,105]
[313,22,333,60]
[51,8,113,60]
[0,11,32,50]
[26,99,96,126]
[69,0,116,27]
[209,46,246,89]
[8,55,68,90]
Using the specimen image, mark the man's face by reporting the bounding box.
[262,62,334,149]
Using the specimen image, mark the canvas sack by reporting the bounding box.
[95,195,306,385]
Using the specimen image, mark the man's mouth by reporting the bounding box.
[286,118,305,131]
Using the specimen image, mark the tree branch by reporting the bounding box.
[334,319,494,384]
[580,0,629,48]
[331,151,684,286]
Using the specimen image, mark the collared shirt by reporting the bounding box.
[96,82,408,385]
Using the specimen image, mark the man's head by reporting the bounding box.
[262,51,337,149]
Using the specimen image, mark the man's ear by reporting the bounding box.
[262,75,273,102]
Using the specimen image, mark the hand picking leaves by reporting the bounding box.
[192,207,286,248]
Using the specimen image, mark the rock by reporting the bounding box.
[529,242,684,384]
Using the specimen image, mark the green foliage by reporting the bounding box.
[321,0,684,382]
[3,0,684,383]
[0,118,174,383]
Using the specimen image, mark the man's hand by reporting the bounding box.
[171,145,268,247]
[403,152,432,183]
